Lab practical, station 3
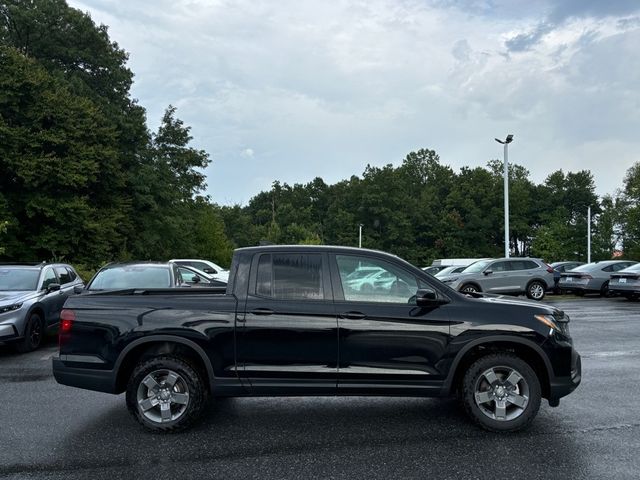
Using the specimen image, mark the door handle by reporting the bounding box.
[250,308,274,316]
[339,311,366,320]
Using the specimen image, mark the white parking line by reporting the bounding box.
[582,350,640,358]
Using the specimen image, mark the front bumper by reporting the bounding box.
[549,348,581,402]
[52,356,118,394]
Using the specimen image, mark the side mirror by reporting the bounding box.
[191,276,201,283]
[416,288,438,306]
[73,285,84,294]
[46,283,61,293]
[204,268,217,274]
[483,269,493,276]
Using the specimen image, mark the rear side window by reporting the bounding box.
[508,260,539,271]
[255,254,324,300]
[55,267,72,284]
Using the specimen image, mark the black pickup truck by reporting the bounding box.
[53,245,581,432]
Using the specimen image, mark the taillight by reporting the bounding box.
[546,264,554,273]
[60,309,75,333]
[581,274,593,280]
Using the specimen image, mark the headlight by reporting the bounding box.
[534,314,562,333]
[0,303,23,314]
[443,278,457,284]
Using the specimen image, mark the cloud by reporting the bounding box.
[240,148,254,158]
[70,0,640,204]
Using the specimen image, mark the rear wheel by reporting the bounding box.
[461,353,541,432]
[126,355,208,432]
[600,281,611,297]
[15,313,44,353]
[526,281,546,301]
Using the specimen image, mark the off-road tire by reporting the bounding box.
[461,353,541,432]
[126,355,208,433]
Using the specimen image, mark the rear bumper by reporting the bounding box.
[549,350,581,401]
[52,356,118,394]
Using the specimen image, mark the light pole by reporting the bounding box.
[495,134,514,258]
[358,224,363,248]
[587,206,591,263]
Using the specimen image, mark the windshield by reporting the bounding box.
[461,260,492,273]
[0,268,40,291]
[89,266,171,290]
[435,266,458,278]
[571,263,597,272]
[621,263,640,272]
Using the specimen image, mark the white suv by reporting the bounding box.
[170,259,229,283]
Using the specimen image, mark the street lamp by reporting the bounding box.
[495,134,514,258]
[358,224,363,248]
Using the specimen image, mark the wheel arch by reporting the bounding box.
[23,304,46,336]
[459,282,482,292]
[526,277,549,290]
[443,336,553,399]
[114,335,215,395]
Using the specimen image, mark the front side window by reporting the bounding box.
[255,254,324,300]
[177,267,207,284]
[491,261,511,272]
[336,255,418,304]
[41,269,58,290]
[55,266,72,284]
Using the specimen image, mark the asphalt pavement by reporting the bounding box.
[1,297,639,479]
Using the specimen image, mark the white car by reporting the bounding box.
[169,259,229,283]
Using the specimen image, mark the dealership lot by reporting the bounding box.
[1,297,639,480]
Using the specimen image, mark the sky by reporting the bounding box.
[69,0,640,205]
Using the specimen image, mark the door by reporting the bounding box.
[481,260,512,293]
[236,252,338,394]
[332,254,452,395]
[39,267,63,326]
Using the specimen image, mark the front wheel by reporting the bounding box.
[15,313,44,353]
[460,284,479,294]
[526,281,546,301]
[600,281,611,298]
[461,353,541,432]
[126,355,208,432]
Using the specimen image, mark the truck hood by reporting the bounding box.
[466,291,562,316]
[0,291,37,305]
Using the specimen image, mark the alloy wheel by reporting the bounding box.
[136,369,190,424]
[474,366,529,421]
[529,282,544,300]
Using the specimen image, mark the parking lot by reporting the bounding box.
[1,296,639,480]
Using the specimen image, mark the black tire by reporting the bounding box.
[526,281,546,301]
[600,281,611,298]
[460,284,480,294]
[461,353,541,432]
[126,355,209,433]
[15,313,44,353]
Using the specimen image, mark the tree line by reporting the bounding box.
[1,0,639,277]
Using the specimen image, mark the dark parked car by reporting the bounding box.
[83,262,226,291]
[558,260,637,296]
[0,263,83,352]
[53,246,580,433]
[550,261,585,293]
[608,263,640,300]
